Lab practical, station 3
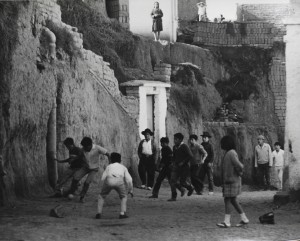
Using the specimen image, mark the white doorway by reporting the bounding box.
[146,95,155,132]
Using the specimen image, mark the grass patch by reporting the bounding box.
[171,84,202,117]
[212,46,272,102]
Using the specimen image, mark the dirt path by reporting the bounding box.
[0,184,300,241]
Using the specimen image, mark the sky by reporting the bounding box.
[206,0,290,21]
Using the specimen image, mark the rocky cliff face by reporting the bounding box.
[0,1,139,204]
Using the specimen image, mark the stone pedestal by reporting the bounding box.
[283,0,300,200]
[153,63,171,83]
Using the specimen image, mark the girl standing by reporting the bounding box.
[217,136,249,228]
[151,2,163,41]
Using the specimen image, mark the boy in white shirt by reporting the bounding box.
[96,152,133,219]
[272,142,284,190]
[77,137,110,202]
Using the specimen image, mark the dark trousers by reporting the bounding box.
[170,164,193,198]
[198,163,214,192]
[138,154,156,187]
[257,163,271,187]
[152,165,171,196]
[190,164,204,193]
[152,165,183,196]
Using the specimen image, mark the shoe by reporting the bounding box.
[119,214,129,219]
[139,185,146,189]
[147,187,152,191]
[148,195,158,198]
[236,220,249,227]
[79,196,85,203]
[187,188,194,196]
[49,205,64,218]
[217,222,231,228]
[196,191,203,195]
[95,213,101,219]
[180,189,186,197]
[167,198,176,202]
[208,192,214,195]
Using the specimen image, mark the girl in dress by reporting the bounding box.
[217,136,249,228]
[151,2,163,41]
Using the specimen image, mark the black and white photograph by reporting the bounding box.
[0,0,300,240]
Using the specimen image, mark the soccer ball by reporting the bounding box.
[68,194,74,200]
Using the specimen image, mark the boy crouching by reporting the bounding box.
[96,152,133,219]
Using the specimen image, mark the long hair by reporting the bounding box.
[220,135,236,151]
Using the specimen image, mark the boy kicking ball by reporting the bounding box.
[96,152,133,219]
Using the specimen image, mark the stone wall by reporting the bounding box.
[0,0,140,202]
[34,0,138,120]
[269,54,286,130]
[193,21,285,47]
[236,4,293,25]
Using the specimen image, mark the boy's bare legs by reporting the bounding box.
[96,194,104,219]
[157,31,160,41]
[120,196,127,215]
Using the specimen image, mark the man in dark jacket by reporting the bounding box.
[199,131,215,195]
[168,133,194,201]
[137,128,158,190]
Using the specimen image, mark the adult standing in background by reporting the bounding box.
[254,135,273,190]
[138,128,158,190]
[151,2,163,41]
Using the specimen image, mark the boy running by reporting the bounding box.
[77,137,110,202]
[54,137,88,196]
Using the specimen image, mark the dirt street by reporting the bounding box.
[0,183,300,241]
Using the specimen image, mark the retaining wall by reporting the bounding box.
[193,21,285,47]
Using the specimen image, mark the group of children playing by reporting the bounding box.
[54,136,132,219]
[54,131,285,228]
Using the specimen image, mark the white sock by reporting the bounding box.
[120,212,125,215]
[240,213,249,222]
[224,214,231,225]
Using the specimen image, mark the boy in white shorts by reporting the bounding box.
[272,142,284,190]
[96,152,133,219]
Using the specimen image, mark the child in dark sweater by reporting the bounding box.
[149,137,173,198]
